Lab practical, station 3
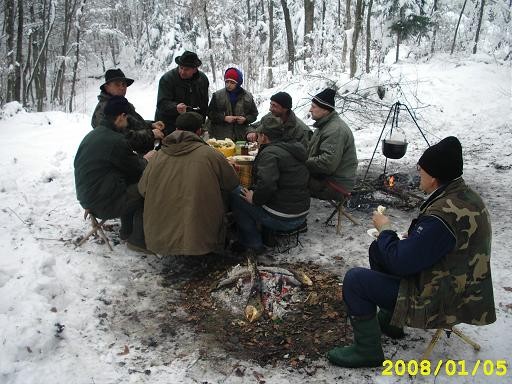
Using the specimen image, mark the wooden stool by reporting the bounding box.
[421,327,481,361]
[78,209,113,251]
[325,181,361,234]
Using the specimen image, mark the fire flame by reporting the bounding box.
[388,175,395,188]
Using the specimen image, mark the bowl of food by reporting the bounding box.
[207,138,236,157]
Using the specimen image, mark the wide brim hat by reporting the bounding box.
[100,69,134,91]
[175,51,202,67]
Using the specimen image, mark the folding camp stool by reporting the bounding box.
[263,221,307,253]
[77,209,113,251]
[324,180,361,235]
[420,327,481,361]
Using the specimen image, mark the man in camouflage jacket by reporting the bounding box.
[327,136,496,368]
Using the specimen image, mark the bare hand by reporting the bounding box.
[152,121,165,131]
[143,149,157,161]
[240,187,253,204]
[372,211,390,232]
[177,103,187,114]
[246,132,257,142]
[236,116,247,124]
[224,115,237,124]
[152,129,164,140]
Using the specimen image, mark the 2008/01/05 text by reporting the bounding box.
[382,359,508,377]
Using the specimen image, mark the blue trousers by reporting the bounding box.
[230,186,306,249]
[342,241,401,317]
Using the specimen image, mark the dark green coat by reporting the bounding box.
[252,141,310,219]
[392,178,496,329]
[74,122,147,218]
[91,91,154,154]
[155,68,209,135]
[207,88,258,141]
[306,111,358,191]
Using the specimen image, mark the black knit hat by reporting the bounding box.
[270,92,292,110]
[312,88,336,111]
[175,51,202,67]
[256,115,285,140]
[175,112,204,132]
[100,69,134,91]
[104,96,130,117]
[418,136,463,183]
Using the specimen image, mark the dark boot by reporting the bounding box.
[378,308,405,339]
[327,315,384,368]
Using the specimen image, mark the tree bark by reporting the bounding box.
[365,0,373,73]
[5,0,16,102]
[451,0,468,55]
[304,0,315,59]
[69,0,87,112]
[280,0,295,73]
[267,0,274,87]
[341,0,352,69]
[472,0,486,54]
[430,0,438,54]
[203,2,216,83]
[14,0,24,101]
[349,0,363,78]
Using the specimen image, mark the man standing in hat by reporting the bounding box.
[247,91,311,149]
[91,68,165,154]
[138,112,239,256]
[75,96,156,244]
[306,88,358,197]
[230,115,310,254]
[327,136,495,368]
[207,67,258,141]
[155,51,209,136]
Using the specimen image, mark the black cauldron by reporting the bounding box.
[382,139,408,159]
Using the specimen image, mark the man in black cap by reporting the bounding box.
[306,88,358,198]
[75,96,156,244]
[327,136,495,368]
[155,51,210,136]
[231,115,310,255]
[247,91,311,149]
[91,68,165,154]
[138,112,239,256]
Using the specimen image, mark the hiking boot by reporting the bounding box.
[378,308,405,339]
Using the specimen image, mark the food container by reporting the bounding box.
[381,139,408,159]
[229,155,255,188]
[207,138,236,157]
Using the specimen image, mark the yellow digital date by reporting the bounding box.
[382,359,508,377]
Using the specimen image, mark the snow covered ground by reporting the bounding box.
[0,55,511,383]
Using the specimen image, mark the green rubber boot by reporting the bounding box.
[378,309,405,339]
[327,315,385,368]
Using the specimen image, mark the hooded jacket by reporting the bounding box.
[138,130,239,255]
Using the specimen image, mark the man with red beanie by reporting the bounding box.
[207,67,258,141]
[327,136,495,368]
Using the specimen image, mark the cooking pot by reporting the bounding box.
[382,139,408,159]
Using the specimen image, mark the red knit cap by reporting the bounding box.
[224,68,239,83]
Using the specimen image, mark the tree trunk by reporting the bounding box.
[451,0,468,55]
[280,0,295,73]
[320,0,326,53]
[349,0,363,78]
[304,0,315,59]
[203,2,216,83]
[430,0,438,54]
[395,31,400,63]
[267,0,274,87]
[365,0,373,73]
[5,0,16,102]
[69,0,87,112]
[15,0,24,101]
[342,0,352,70]
[472,0,486,54]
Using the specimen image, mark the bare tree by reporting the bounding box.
[430,0,439,54]
[472,0,486,54]
[267,0,274,87]
[365,0,373,74]
[304,0,314,59]
[14,0,24,101]
[341,0,351,69]
[203,1,216,83]
[451,0,468,54]
[69,0,87,112]
[349,0,363,78]
[5,0,16,102]
[280,0,295,73]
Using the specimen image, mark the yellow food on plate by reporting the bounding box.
[207,138,235,157]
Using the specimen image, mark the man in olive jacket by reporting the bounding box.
[207,67,258,141]
[75,96,155,241]
[231,115,310,253]
[155,51,209,136]
[138,112,239,256]
[327,137,495,368]
[306,88,358,198]
[91,68,165,154]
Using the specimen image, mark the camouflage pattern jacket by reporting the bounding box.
[91,91,154,154]
[391,178,496,329]
[207,87,258,141]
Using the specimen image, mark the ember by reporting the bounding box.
[387,175,395,188]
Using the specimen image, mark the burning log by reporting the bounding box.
[245,257,264,323]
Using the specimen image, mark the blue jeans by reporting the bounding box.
[230,186,306,249]
[342,242,400,317]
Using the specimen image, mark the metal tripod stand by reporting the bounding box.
[362,101,430,183]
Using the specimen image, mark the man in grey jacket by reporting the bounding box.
[306,88,358,199]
